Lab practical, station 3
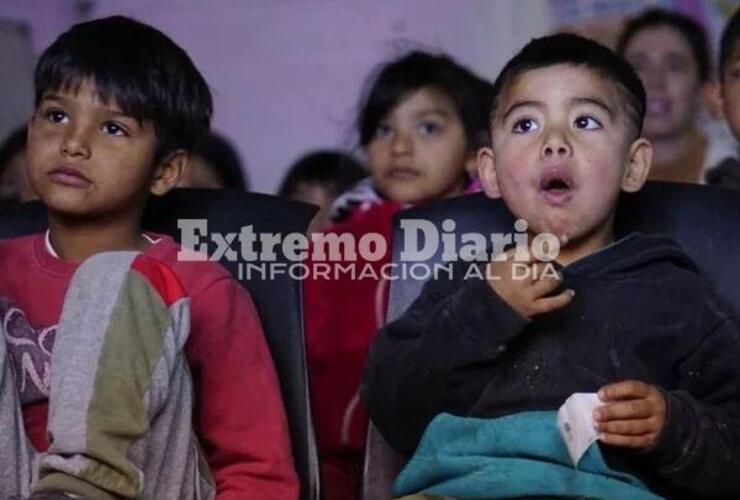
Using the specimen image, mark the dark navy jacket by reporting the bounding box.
[362,233,740,498]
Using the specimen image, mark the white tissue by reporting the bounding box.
[556,392,601,467]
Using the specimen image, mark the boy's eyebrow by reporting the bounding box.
[107,109,138,121]
[501,100,543,122]
[570,97,614,118]
[39,94,66,104]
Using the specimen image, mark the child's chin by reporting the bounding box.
[45,201,96,220]
[528,218,563,236]
[385,188,423,205]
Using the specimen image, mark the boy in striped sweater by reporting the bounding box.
[0,16,297,500]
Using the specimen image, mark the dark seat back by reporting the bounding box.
[362,181,740,500]
[0,188,321,500]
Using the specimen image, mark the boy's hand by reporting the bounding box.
[595,380,667,449]
[485,249,574,319]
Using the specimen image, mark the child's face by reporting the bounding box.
[366,86,470,205]
[623,25,702,140]
[719,42,740,140]
[479,64,651,249]
[27,79,170,221]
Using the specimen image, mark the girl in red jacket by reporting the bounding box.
[303,50,492,499]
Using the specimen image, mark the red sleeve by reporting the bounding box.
[185,276,299,500]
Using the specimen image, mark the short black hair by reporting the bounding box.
[278,150,367,199]
[192,132,248,191]
[358,50,493,150]
[491,33,646,138]
[617,8,710,83]
[34,16,212,163]
[720,8,740,79]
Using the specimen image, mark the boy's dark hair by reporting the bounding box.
[720,8,740,79]
[278,150,367,199]
[616,8,710,83]
[192,132,249,191]
[491,33,646,138]
[35,16,212,163]
[358,50,493,150]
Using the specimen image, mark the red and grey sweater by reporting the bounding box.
[0,233,299,500]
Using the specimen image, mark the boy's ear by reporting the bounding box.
[150,150,188,196]
[477,147,501,198]
[621,138,653,193]
[703,80,725,120]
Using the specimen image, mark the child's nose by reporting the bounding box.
[543,144,569,156]
[390,130,412,155]
[60,127,92,159]
[540,130,572,158]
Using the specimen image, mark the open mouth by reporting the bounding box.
[542,177,571,191]
[539,168,575,206]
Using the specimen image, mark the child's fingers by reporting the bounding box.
[599,432,655,449]
[530,289,574,315]
[529,272,563,298]
[598,380,651,401]
[595,418,656,435]
[491,247,523,265]
[594,399,653,421]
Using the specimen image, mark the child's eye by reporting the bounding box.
[574,116,602,130]
[44,110,68,124]
[374,123,392,139]
[418,121,443,135]
[102,122,128,137]
[512,118,538,134]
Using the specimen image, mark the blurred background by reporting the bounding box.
[0,0,737,194]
